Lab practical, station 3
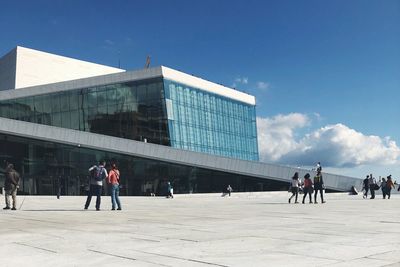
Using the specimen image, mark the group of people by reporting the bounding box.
[84,160,122,211]
[288,170,326,204]
[362,174,397,199]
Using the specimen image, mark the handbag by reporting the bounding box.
[374,184,379,190]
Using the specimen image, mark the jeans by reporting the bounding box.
[85,184,102,210]
[370,186,375,199]
[302,188,313,203]
[110,184,121,209]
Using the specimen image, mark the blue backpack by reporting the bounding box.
[92,166,105,181]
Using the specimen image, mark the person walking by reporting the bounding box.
[314,170,325,204]
[386,175,395,199]
[56,176,63,199]
[84,160,107,211]
[380,177,387,199]
[316,162,322,172]
[108,163,122,210]
[167,181,174,198]
[362,175,369,199]
[302,173,313,204]
[368,174,376,199]
[3,164,20,210]
[288,172,300,204]
[227,185,233,196]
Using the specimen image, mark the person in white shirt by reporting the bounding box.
[368,174,376,199]
[288,172,301,204]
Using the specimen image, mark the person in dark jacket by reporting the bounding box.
[84,160,107,211]
[362,175,369,199]
[314,170,325,204]
[3,164,20,210]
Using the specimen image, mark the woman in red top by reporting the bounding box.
[108,163,122,210]
[302,173,313,204]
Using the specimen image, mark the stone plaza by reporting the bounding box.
[0,192,399,267]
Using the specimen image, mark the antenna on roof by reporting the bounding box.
[144,55,151,69]
[117,50,121,68]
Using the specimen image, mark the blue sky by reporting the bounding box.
[1,0,399,179]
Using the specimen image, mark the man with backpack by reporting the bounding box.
[84,160,108,211]
[3,163,20,210]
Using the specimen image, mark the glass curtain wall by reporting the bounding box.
[0,133,286,196]
[163,79,259,161]
[0,78,170,145]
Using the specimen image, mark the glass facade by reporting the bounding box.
[0,74,266,196]
[0,78,170,145]
[164,80,259,161]
[0,77,259,161]
[0,133,286,196]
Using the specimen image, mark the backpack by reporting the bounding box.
[314,175,320,184]
[91,166,105,181]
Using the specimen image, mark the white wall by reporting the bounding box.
[14,46,125,89]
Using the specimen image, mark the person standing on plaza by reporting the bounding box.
[288,172,300,204]
[386,175,395,199]
[380,177,387,199]
[107,163,122,210]
[167,181,174,198]
[227,185,233,196]
[368,174,376,199]
[362,175,369,199]
[84,160,107,211]
[314,170,325,204]
[302,173,313,204]
[316,162,322,172]
[3,163,20,210]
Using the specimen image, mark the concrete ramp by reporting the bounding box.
[0,117,363,191]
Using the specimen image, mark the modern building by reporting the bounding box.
[0,47,362,196]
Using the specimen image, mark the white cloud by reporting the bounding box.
[232,77,248,88]
[257,114,400,168]
[104,39,115,46]
[235,77,248,84]
[256,81,269,90]
[257,113,310,161]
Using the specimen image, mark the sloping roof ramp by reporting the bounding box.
[0,117,362,192]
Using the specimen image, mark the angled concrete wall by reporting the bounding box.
[0,48,17,91]
[0,117,363,192]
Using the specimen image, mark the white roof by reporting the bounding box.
[3,46,125,90]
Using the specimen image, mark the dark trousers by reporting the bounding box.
[302,188,312,203]
[289,187,298,202]
[314,188,324,202]
[85,184,102,210]
[363,187,369,198]
[370,186,375,199]
[387,188,392,199]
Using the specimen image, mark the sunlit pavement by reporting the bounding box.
[0,192,399,267]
